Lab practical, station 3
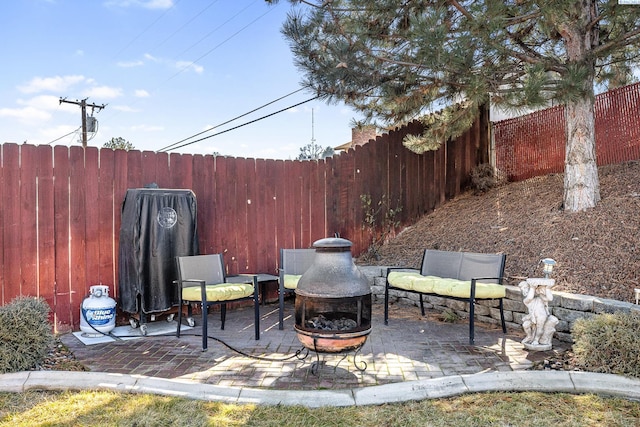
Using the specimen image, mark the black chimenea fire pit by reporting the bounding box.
[294,237,372,355]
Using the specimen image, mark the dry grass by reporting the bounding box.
[1,390,640,426]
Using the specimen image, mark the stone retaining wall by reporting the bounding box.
[360,266,640,343]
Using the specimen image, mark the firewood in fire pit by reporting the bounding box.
[306,314,358,330]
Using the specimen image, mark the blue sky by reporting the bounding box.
[0,0,363,159]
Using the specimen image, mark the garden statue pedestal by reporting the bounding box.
[518,278,558,351]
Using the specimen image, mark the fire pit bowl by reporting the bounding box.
[294,237,372,353]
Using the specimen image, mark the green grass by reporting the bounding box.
[1,390,639,426]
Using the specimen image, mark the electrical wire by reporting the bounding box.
[102,1,276,127]
[157,87,306,152]
[164,2,276,82]
[159,95,320,152]
[174,0,259,58]
[79,306,304,362]
[45,126,81,145]
[151,0,221,54]
[110,0,182,59]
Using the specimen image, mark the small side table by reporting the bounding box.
[226,273,278,305]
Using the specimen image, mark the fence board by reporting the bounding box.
[214,156,231,261]
[141,151,158,186]
[126,150,143,188]
[53,146,72,331]
[191,154,209,253]
[309,160,325,242]
[84,147,100,292]
[36,145,55,314]
[69,146,88,327]
[273,160,289,252]
[253,158,270,273]
[97,149,115,290]
[20,144,38,297]
[3,145,21,303]
[0,145,4,304]
[245,158,258,273]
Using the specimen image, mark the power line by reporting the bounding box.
[164,3,275,83]
[160,95,320,152]
[157,88,306,152]
[102,1,275,127]
[151,0,220,54]
[45,126,81,145]
[175,0,259,58]
[111,0,182,59]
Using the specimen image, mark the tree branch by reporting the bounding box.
[592,27,640,56]
[447,0,474,20]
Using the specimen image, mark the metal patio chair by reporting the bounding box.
[278,248,316,330]
[175,254,260,350]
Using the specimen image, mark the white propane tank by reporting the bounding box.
[80,285,116,337]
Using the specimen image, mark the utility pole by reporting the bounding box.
[59,97,106,148]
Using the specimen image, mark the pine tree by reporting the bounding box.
[269,0,640,212]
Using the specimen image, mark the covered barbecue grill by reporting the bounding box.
[118,188,198,332]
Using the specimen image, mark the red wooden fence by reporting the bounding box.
[494,82,640,181]
[0,112,489,332]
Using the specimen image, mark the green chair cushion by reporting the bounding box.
[388,272,505,299]
[181,282,254,302]
[283,274,302,290]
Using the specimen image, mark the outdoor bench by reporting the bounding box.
[384,249,507,344]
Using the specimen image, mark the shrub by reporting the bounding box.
[572,311,640,378]
[0,296,54,373]
[440,308,460,323]
[470,163,497,193]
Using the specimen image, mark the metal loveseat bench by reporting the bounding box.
[384,249,507,344]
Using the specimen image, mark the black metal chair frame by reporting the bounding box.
[278,248,316,330]
[175,254,260,350]
[384,249,507,345]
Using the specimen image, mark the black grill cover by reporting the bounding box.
[118,188,199,315]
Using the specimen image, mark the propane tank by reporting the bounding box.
[80,285,116,337]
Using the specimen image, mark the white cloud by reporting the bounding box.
[18,75,86,94]
[142,0,173,9]
[17,95,65,111]
[113,105,141,113]
[143,53,160,62]
[0,106,51,122]
[117,60,144,68]
[134,89,150,98]
[104,0,174,9]
[131,124,163,132]
[176,61,204,74]
[83,85,123,99]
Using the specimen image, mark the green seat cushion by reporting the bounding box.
[182,282,254,302]
[387,271,435,293]
[283,274,302,290]
[388,272,505,299]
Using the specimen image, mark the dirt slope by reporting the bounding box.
[361,161,640,303]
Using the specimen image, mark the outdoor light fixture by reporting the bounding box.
[541,258,557,278]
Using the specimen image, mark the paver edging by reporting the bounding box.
[3,371,640,407]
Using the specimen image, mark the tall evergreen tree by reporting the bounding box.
[269,0,640,212]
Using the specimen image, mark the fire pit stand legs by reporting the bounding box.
[294,341,368,375]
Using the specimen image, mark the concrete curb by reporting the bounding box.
[2,370,640,407]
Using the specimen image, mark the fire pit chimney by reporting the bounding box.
[294,237,372,353]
